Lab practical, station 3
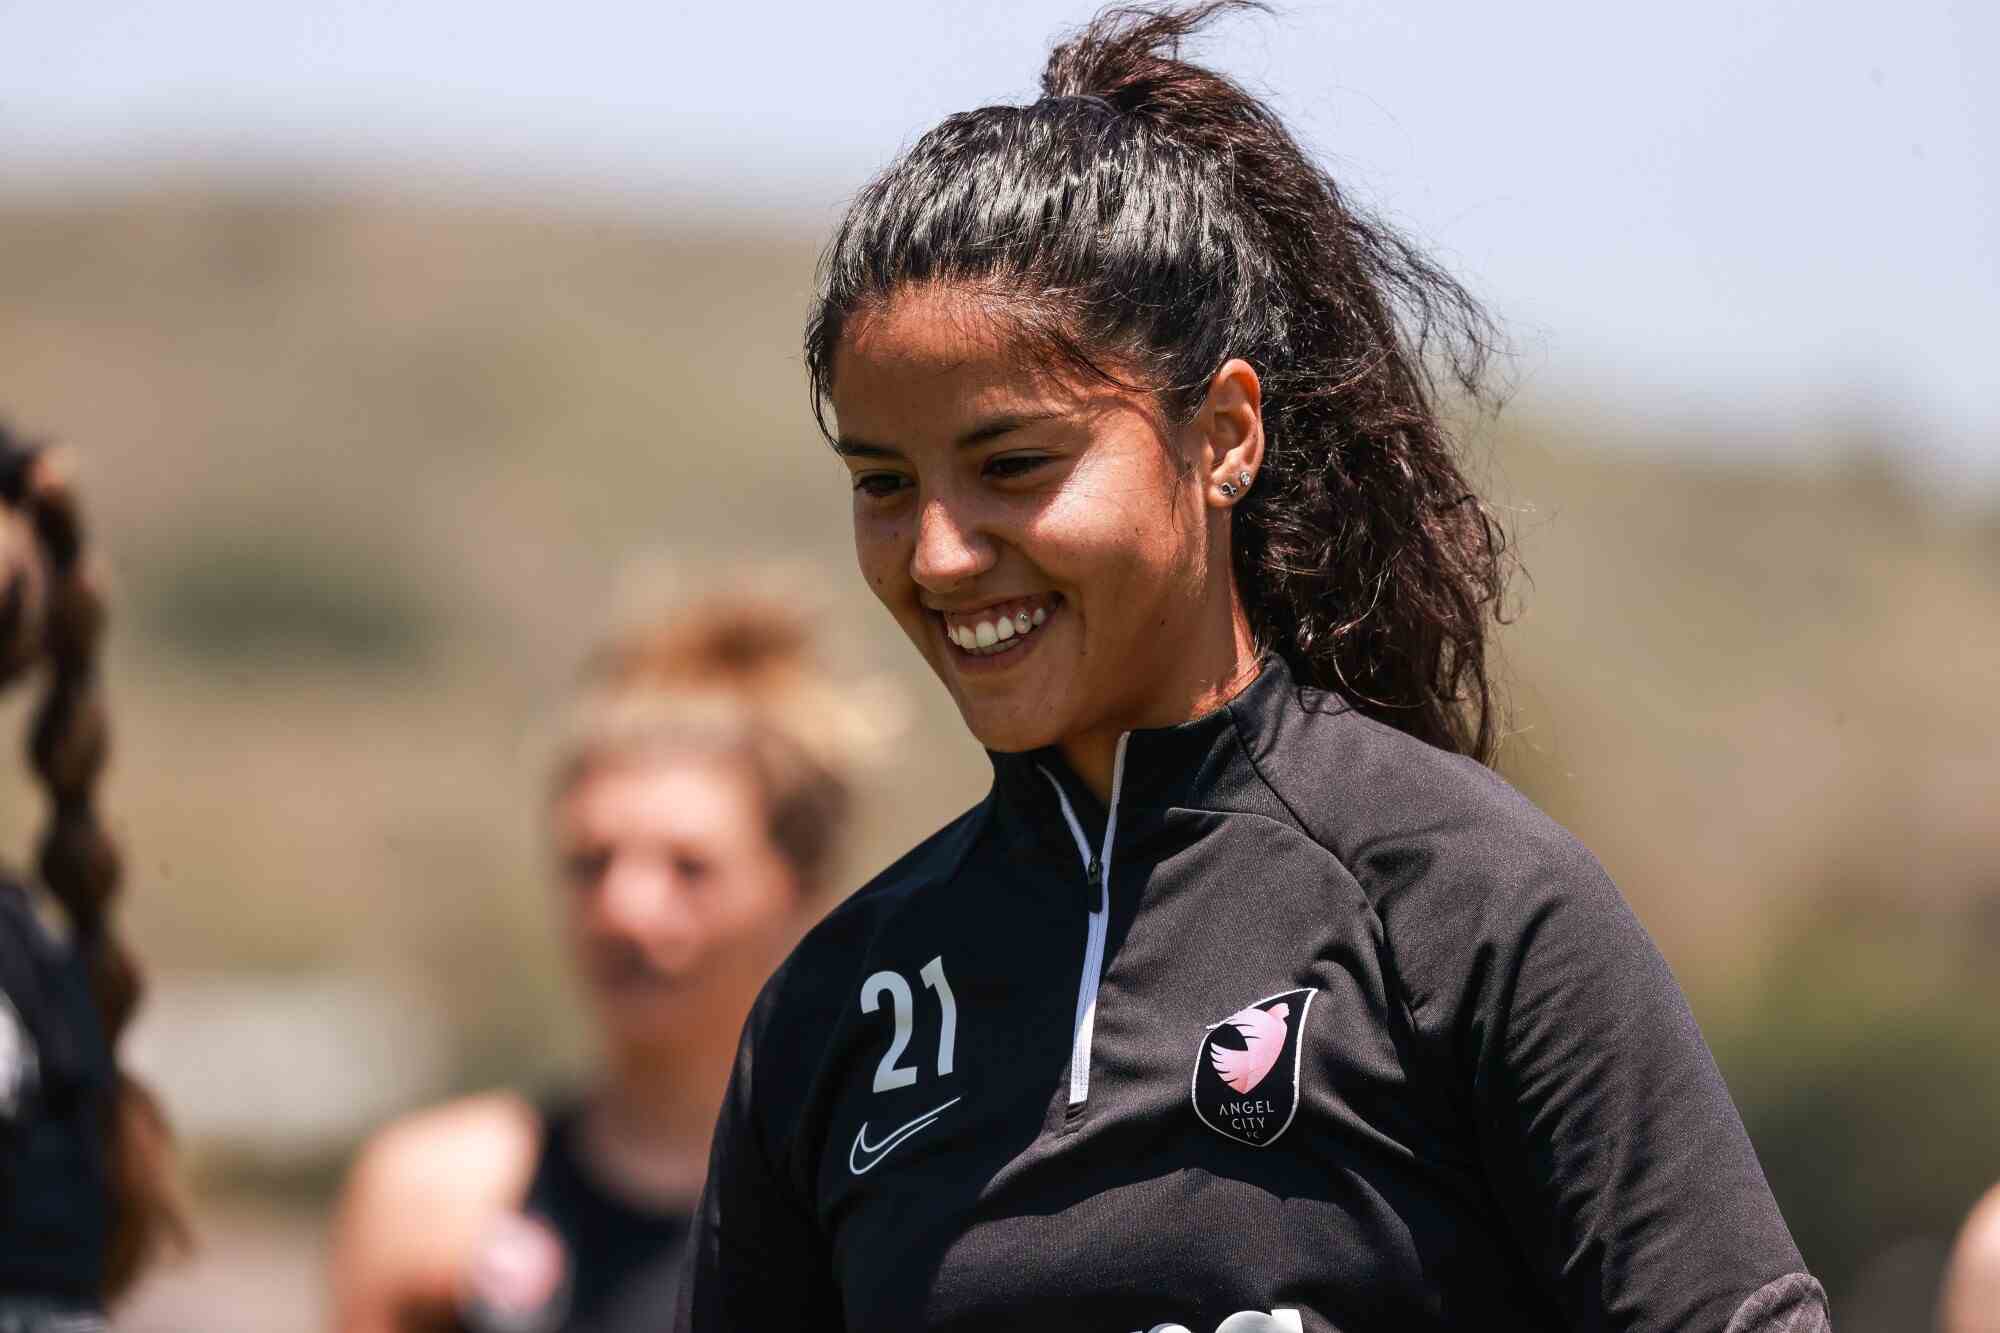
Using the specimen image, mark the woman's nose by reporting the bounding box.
[589,857,693,945]
[910,495,994,592]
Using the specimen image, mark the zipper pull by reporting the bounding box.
[1085,854,1102,901]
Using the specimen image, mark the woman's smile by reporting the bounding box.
[934,592,1064,666]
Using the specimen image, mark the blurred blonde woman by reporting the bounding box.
[332,586,879,1333]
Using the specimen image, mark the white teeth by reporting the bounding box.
[944,599,1060,654]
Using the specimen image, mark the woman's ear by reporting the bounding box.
[1199,359,1265,509]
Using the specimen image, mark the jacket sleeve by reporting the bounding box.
[1388,817,1830,1332]
[675,977,843,1333]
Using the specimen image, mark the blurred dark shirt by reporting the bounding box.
[0,876,112,1308]
[456,1100,690,1333]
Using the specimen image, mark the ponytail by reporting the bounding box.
[0,422,188,1299]
[808,1,1511,761]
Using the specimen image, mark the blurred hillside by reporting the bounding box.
[1,187,1995,1330]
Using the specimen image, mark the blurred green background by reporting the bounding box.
[1,187,1992,1330]
[3,3,1997,1328]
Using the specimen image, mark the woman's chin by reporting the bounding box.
[956,698,1067,754]
[586,974,691,1034]
[933,634,1079,749]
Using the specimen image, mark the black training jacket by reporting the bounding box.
[677,655,1830,1333]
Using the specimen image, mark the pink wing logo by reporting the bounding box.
[1206,1000,1292,1095]
[1191,987,1317,1148]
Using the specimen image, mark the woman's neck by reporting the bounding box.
[1058,604,1261,803]
[578,1038,731,1208]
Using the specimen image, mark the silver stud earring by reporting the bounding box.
[1219,481,1239,498]
[1237,470,1253,489]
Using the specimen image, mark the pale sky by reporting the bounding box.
[4,0,1994,480]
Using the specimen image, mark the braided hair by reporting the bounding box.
[806,1,1512,761]
[0,421,187,1299]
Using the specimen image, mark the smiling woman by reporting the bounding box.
[676,5,1830,1332]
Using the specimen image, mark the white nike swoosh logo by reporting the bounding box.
[846,1096,962,1176]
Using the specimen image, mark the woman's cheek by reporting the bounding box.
[1019,487,1102,581]
[852,514,909,606]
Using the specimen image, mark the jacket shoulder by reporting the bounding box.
[1251,688,1631,1010]
[748,795,990,1038]
[811,794,988,942]
[1259,685,1594,880]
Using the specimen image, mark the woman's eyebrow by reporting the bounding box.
[831,437,900,459]
[833,410,1061,459]
[957,410,1061,447]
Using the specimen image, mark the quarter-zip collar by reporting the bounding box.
[986,652,1304,889]
[981,655,1304,1112]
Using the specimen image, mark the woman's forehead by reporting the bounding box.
[836,286,1036,388]
[558,752,760,832]
[831,286,1139,441]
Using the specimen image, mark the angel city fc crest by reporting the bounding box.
[1191,987,1318,1147]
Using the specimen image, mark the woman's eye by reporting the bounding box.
[852,472,909,499]
[985,454,1051,480]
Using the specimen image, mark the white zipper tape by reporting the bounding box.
[1040,733,1129,1107]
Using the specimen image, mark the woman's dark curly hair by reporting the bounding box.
[0,421,188,1298]
[805,0,1512,761]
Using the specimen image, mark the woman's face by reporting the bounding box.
[553,754,800,1049]
[831,285,1240,759]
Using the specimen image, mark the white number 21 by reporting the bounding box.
[860,956,958,1093]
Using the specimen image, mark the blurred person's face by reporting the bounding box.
[553,754,800,1049]
[831,284,1237,757]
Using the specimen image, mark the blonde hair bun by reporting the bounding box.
[550,562,907,890]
